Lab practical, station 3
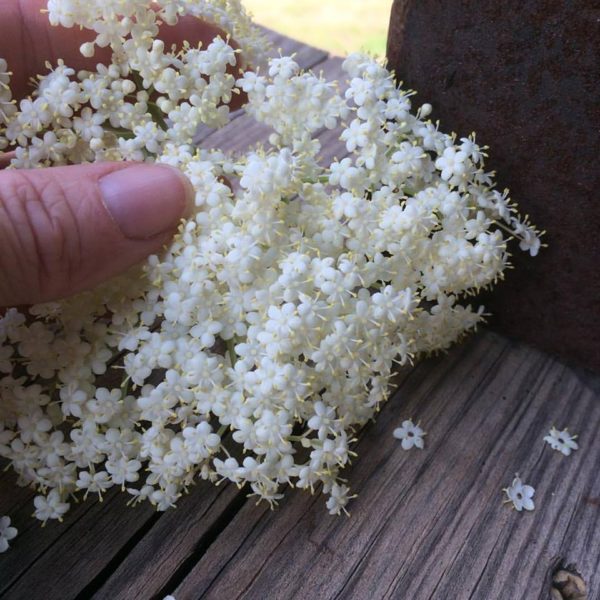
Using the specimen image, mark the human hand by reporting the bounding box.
[0,1,238,308]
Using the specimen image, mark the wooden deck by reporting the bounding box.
[1,30,599,600]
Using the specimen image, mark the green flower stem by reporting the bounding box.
[147,102,169,132]
[226,338,237,366]
[131,70,145,91]
[130,69,168,131]
[494,220,517,239]
[105,127,136,139]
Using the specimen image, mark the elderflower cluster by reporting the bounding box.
[5,0,266,168]
[0,0,541,521]
[0,59,16,150]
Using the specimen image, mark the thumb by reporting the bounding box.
[0,162,193,307]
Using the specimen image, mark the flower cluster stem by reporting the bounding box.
[226,339,237,366]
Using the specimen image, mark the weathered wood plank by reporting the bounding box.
[0,488,152,599]
[171,332,600,600]
[266,28,328,70]
[86,481,244,600]
[0,467,34,517]
[0,438,246,600]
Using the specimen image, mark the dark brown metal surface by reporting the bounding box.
[387,0,600,372]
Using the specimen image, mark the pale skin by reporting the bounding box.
[0,0,243,308]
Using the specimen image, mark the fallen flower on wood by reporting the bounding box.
[503,475,535,512]
[0,516,17,553]
[393,419,425,450]
[544,427,579,456]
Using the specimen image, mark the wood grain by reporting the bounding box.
[172,332,600,600]
[89,483,245,600]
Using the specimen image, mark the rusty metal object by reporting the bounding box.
[386,0,600,372]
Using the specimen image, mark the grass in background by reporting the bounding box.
[244,0,393,57]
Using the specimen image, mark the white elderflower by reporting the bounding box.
[544,426,579,456]
[0,516,18,553]
[33,490,70,522]
[0,59,16,151]
[0,0,541,523]
[503,475,535,512]
[326,483,354,516]
[435,146,469,181]
[393,420,426,450]
[76,470,113,498]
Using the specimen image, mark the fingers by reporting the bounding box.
[1,0,246,106]
[0,151,15,168]
[0,162,193,307]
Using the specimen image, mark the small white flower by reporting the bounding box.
[76,471,112,497]
[544,426,579,456]
[33,490,70,522]
[503,475,535,512]
[326,483,353,516]
[435,146,468,181]
[393,420,425,450]
[0,516,18,553]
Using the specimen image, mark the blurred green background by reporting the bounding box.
[244,0,393,56]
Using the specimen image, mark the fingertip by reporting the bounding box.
[99,164,193,240]
[0,162,192,305]
[157,165,196,218]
